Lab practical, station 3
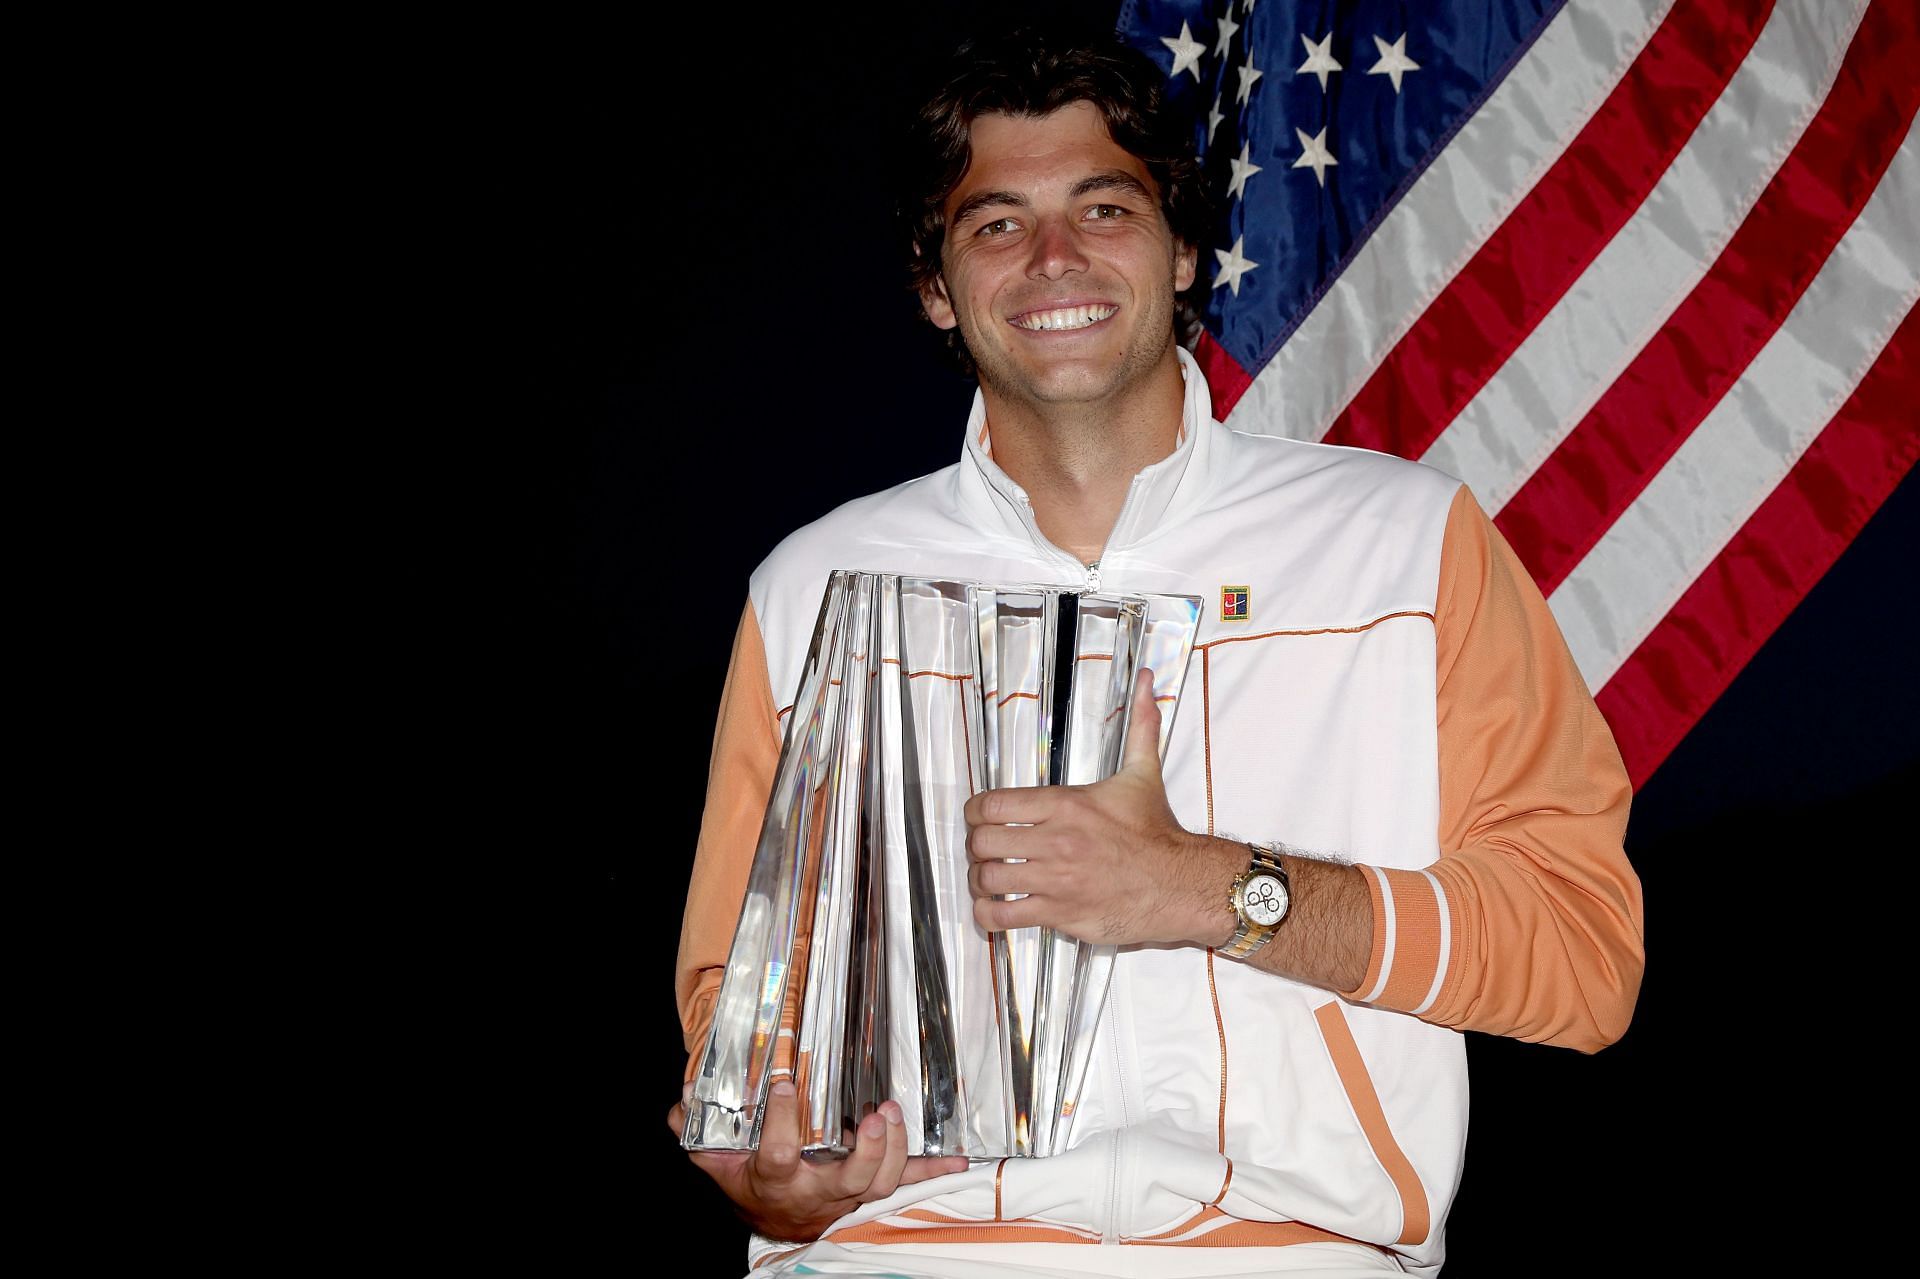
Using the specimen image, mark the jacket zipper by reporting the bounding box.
[1012,495,1127,595]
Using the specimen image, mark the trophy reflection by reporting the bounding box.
[682,571,1201,1160]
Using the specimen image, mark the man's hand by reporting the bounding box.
[667,1080,970,1243]
[964,667,1238,947]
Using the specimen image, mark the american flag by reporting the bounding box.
[1119,0,1918,786]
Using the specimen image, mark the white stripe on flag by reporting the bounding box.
[1225,0,1673,442]
[1551,128,1920,690]
[1421,0,1870,512]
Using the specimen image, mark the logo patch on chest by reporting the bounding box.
[1221,585,1250,621]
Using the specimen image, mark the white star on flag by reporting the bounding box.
[1236,59,1264,104]
[1227,142,1262,200]
[1213,236,1259,295]
[1367,33,1420,94]
[1292,126,1338,187]
[1163,22,1206,83]
[1207,94,1225,144]
[1214,13,1240,58]
[1297,33,1341,91]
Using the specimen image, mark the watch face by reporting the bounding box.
[1243,874,1288,927]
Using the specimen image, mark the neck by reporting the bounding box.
[981,348,1187,565]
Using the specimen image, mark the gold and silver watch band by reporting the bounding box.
[1219,842,1290,960]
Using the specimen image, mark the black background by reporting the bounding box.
[473,3,1918,1271]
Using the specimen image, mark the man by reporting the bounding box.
[671,29,1644,1278]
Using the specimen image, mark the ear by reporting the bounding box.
[920,274,959,331]
[1174,239,1198,294]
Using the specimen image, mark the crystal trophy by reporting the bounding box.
[681,571,1201,1159]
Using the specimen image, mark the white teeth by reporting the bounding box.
[1012,304,1117,331]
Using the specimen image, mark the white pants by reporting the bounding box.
[752,1241,1408,1277]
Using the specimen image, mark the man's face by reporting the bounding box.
[920,102,1198,412]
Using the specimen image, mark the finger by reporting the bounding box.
[976,892,1052,933]
[835,1106,891,1199]
[965,819,1050,864]
[963,786,1065,829]
[862,1100,911,1202]
[754,1079,804,1181]
[969,856,1055,900]
[899,1155,972,1185]
[1121,667,1162,772]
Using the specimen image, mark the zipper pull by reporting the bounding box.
[1085,559,1101,593]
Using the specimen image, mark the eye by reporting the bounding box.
[1085,204,1128,220]
[976,216,1019,236]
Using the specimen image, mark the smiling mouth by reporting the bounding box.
[1008,304,1118,332]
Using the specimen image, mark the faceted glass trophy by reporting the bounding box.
[681,571,1201,1160]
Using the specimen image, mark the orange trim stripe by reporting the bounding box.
[1151,1219,1380,1248]
[1208,1158,1234,1207]
[993,1158,1007,1222]
[1313,1002,1431,1246]
[1123,1207,1379,1248]
[775,616,1430,721]
[827,1218,1099,1247]
[1196,611,1434,651]
[1374,869,1445,1011]
[1200,646,1214,837]
[894,1208,990,1225]
[1343,867,1392,1003]
[1206,948,1227,1153]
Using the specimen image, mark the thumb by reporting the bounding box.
[1121,666,1162,773]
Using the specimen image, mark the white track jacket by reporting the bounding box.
[676,348,1645,1276]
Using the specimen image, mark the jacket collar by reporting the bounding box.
[955,345,1223,559]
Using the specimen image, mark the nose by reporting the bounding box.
[1025,213,1090,281]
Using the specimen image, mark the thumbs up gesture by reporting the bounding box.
[962,667,1238,948]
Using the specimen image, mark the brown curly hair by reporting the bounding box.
[900,28,1214,375]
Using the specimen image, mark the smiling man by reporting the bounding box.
[919,101,1197,570]
[672,28,1644,1279]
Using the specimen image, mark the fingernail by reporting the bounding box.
[682,1081,694,1103]
[883,1101,902,1126]
[773,1080,795,1097]
[861,1112,886,1138]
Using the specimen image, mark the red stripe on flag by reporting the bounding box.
[1319,0,1771,457]
[1595,303,1918,787]
[1195,328,1252,421]
[1502,0,1920,595]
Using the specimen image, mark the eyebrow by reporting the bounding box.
[948,170,1158,230]
[1070,171,1157,203]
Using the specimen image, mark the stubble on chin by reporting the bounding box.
[961,316,1175,412]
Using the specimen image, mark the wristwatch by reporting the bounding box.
[1219,843,1291,960]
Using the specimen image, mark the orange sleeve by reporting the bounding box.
[1340,487,1645,1053]
[674,598,784,1077]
